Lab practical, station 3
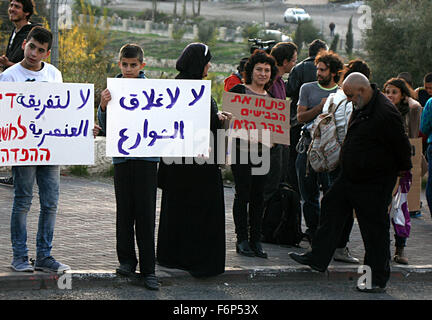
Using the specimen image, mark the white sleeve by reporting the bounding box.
[54,68,63,83]
[0,72,14,82]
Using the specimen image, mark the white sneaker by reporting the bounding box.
[333,247,359,264]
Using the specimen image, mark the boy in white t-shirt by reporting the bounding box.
[0,26,70,273]
[0,28,62,82]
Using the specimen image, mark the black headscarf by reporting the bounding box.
[175,43,212,80]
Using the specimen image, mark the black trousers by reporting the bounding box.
[263,144,283,204]
[286,125,302,193]
[311,174,396,288]
[114,160,158,275]
[328,166,355,249]
[231,163,267,242]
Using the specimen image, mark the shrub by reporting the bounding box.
[136,9,171,23]
[298,20,323,44]
[172,25,186,42]
[69,165,89,177]
[206,73,225,107]
[242,23,262,40]
[197,22,217,46]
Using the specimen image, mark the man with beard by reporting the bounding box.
[295,50,344,244]
[289,73,412,293]
[285,39,327,194]
[0,0,39,71]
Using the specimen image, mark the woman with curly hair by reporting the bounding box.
[229,49,278,259]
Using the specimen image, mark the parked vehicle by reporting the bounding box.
[283,8,311,23]
[258,29,293,42]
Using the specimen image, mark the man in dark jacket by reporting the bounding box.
[285,39,327,191]
[289,73,413,293]
[0,0,38,70]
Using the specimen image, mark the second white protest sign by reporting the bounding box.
[106,78,211,157]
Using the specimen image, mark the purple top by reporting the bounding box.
[269,76,286,100]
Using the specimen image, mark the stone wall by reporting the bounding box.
[79,14,244,43]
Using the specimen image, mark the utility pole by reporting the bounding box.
[262,0,266,28]
[49,0,59,67]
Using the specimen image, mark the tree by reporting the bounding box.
[364,0,432,87]
[182,0,187,21]
[191,0,201,17]
[173,0,177,17]
[330,33,339,52]
[293,21,304,52]
[58,0,113,109]
[345,16,353,56]
[152,0,157,22]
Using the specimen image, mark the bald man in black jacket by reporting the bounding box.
[290,73,413,293]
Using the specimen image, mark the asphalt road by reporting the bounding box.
[1,278,432,300]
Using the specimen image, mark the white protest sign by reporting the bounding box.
[222,91,290,145]
[0,82,94,165]
[106,78,211,157]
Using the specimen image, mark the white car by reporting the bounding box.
[283,8,311,23]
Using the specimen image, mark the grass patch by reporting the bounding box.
[105,30,247,66]
[103,164,115,178]
[69,165,89,177]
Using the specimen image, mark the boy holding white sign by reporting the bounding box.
[97,44,160,290]
[0,26,69,273]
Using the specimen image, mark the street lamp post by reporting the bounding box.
[49,0,59,68]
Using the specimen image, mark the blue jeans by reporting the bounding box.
[296,151,330,238]
[11,166,60,260]
[426,144,432,217]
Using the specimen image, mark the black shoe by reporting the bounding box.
[236,240,255,257]
[356,284,386,293]
[249,241,268,259]
[132,273,160,291]
[288,252,326,272]
[116,263,136,277]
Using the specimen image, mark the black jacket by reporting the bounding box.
[5,23,41,67]
[340,84,413,183]
[285,56,317,127]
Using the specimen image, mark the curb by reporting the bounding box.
[1,265,432,291]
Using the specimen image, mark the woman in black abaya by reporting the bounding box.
[156,43,230,277]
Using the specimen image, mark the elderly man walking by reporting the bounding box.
[289,73,412,293]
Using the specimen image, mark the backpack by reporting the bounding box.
[261,183,304,246]
[307,97,346,172]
